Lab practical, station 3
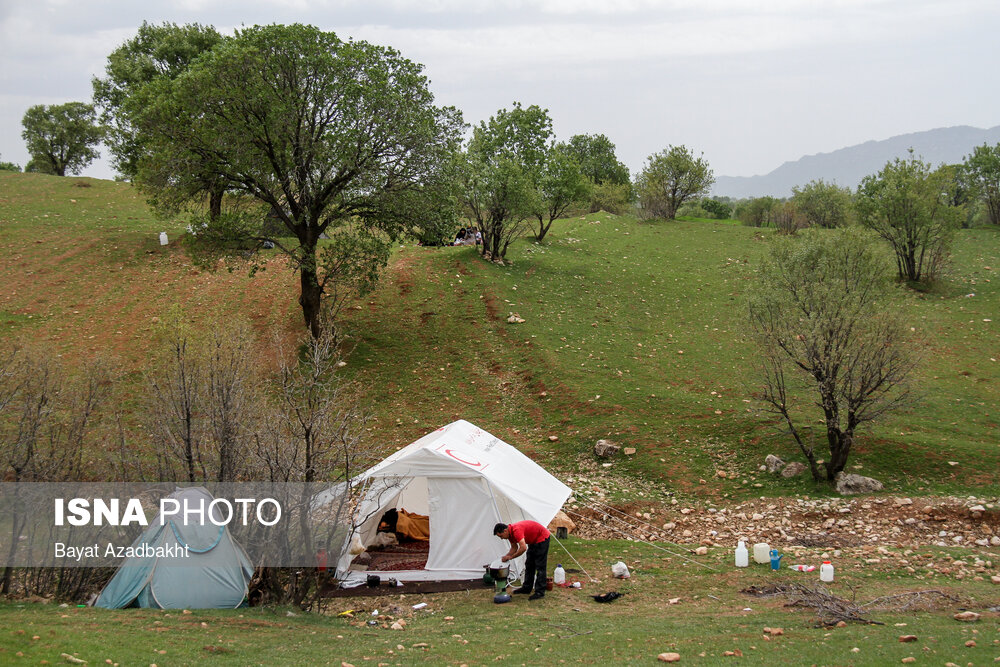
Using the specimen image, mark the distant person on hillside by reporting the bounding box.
[453,227,467,245]
[493,520,551,600]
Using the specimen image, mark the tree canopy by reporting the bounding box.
[791,179,853,229]
[20,102,103,177]
[636,145,714,220]
[462,103,553,261]
[562,133,630,186]
[855,154,962,283]
[962,142,1000,226]
[93,21,223,182]
[748,228,917,481]
[532,145,590,242]
[128,23,464,337]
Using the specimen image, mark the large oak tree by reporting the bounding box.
[130,24,464,337]
[20,102,103,177]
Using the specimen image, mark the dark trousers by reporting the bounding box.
[523,537,550,594]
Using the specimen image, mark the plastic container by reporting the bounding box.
[553,564,566,585]
[753,543,770,564]
[735,541,749,567]
[820,561,834,582]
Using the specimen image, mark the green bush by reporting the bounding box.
[588,182,633,215]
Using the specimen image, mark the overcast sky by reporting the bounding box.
[1,0,997,181]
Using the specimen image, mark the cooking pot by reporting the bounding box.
[485,563,509,580]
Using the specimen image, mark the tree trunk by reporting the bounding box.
[825,430,852,480]
[299,256,323,339]
[208,185,224,222]
[536,217,553,242]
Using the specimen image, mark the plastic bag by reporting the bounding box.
[348,533,366,556]
[788,564,815,572]
[611,561,630,579]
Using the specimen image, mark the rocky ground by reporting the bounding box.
[554,456,1000,585]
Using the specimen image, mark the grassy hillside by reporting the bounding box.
[1,172,997,498]
[343,214,1000,498]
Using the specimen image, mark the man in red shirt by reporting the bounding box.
[493,520,551,600]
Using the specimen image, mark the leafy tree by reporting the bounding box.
[791,179,852,229]
[533,147,590,241]
[20,102,103,177]
[636,145,714,220]
[93,22,225,212]
[700,198,731,219]
[961,143,1000,225]
[131,24,464,338]
[589,182,633,215]
[24,158,56,174]
[462,103,552,261]
[0,155,20,172]
[855,154,962,283]
[737,196,778,227]
[771,201,807,235]
[562,133,630,186]
[748,228,917,482]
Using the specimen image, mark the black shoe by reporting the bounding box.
[512,587,532,594]
[528,592,545,601]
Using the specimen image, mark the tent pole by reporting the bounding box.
[485,481,523,586]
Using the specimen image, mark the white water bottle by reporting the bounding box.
[820,561,834,582]
[735,540,749,567]
[553,564,566,585]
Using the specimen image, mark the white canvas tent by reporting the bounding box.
[335,420,571,583]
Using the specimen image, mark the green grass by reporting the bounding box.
[2,174,1000,665]
[1,171,997,496]
[342,213,1000,499]
[2,539,997,665]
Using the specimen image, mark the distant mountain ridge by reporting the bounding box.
[713,125,1000,199]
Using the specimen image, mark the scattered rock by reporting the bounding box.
[763,627,784,636]
[60,655,86,665]
[953,611,980,622]
[898,635,918,642]
[901,658,916,664]
[594,440,620,458]
[764,455,785,474]
[547,510,576,535]
[780,462,807,478]
[834,472,884,495]
[624,447,637,455]
[657,653,681,662]
[894,497,913,507]
[694,546,708,556]
[390,621,405,630]
[548,435,559,442]
[506,313,525,324]
[722,649,743,657]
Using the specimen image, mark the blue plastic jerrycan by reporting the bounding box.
[769,549,783,571]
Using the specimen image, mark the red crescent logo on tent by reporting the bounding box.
[445,449,482,467]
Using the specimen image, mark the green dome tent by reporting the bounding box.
[95,487,254,609]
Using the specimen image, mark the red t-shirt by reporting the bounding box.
[509,520,550,545]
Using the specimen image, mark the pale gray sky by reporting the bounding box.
[1,0,997,180]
